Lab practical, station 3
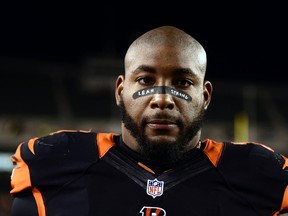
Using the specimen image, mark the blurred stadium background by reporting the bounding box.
[1,2,287,215]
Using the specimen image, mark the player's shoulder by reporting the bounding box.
[15,130,95,160]
[228,140,283,161]
[10,130,118,193]
[204,138,279,156]
[202,139,287,169]
[36,129,96,147]
[39,129,95,141]
[17,130,118,160]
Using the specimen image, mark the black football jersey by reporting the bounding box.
[10,130,288,215]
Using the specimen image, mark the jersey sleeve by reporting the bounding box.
[10,130,99,195]
[218,142,288,213]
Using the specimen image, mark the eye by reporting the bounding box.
[136,77,154,85]
[173,79,193,87]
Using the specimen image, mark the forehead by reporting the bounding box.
[125,44,205,78]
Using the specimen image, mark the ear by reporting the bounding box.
[203,80,213,110]
[115,75,124,106]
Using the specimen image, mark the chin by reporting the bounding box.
[146,135,177,144]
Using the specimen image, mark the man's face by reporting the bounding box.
[116,44,212,164]
[118,100,206,164]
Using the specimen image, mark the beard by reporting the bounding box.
[118,100,206,165]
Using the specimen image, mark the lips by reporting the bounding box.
[146,119,178,130]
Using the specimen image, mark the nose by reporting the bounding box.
[150,93,175,110]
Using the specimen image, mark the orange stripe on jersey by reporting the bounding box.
[138,162,156,174]
[155,208,162,214]
[32,188,46,216]
[202,139,225,167]
[97,133,117,158]
[28,137,38,155]
[273,186,288,215]
[281,186,288,211]
[49,129,92,135]
[10,143,32,194]
[273,211,279,216]
[146,208,151,215]
[282,154,288,170]
[280,155,288,210]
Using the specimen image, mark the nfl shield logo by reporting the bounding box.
[146,178,164,198]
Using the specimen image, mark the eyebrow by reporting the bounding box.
[133,65,156,74]
[133,65,197,77]
[174,68,196,76]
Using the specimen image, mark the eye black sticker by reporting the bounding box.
[132,86,192,102]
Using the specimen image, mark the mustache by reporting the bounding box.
[142,113,182,125]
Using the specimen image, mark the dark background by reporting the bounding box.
[1,2,287,83]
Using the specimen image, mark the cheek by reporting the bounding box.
[122,88,134,106]
[180,100,203,118]
[180,106,194,120]
[122,93,147,117]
